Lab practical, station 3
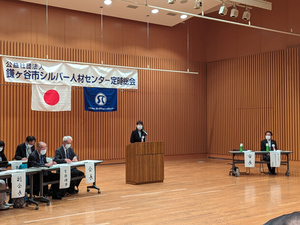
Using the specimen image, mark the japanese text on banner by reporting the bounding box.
[59,165,71,189]
[2,57,138,89]
[85,162,95,184]
[244,151,255,168]
[11,172,26,198]
[270,151,281,167]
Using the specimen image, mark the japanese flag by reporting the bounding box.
[31,84,71,111]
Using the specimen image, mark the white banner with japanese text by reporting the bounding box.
[270,151,281,167]
[59,165,71,189]
[2,57,138,89]
[11,172,26,198]
[244,151,255,168]
[85,162,95,184]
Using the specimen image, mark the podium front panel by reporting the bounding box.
[125,142,164,184]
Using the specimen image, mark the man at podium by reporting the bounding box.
[130,120,147,143]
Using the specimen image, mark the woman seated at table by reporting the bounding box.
[0,140,13,210]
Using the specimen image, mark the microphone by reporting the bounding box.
[142,130,148,136]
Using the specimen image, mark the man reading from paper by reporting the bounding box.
[28,141,64,200]
[54,136,84,194]
[14,136,36,160]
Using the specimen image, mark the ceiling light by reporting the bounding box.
[151,9,159,14]
[194,0,202,9]
[218,3,228,16]
[180,14,188,19]
[168,0,176,4]
[242,7,251,21]
[104,0,112,5]
[230,5,239,18]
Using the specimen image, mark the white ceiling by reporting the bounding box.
[18,0,223,27]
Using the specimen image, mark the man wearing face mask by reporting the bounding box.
[14,136,36,160]
[28,141,63,199]
[54,136,84,194]
[261,131,278,175]
[130,120,147,143]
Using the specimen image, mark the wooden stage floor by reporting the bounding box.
[2,156,300,225]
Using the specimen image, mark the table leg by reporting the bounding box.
[33,171,50,205]
[26,174,39,210]
[229,153,236,176]
[285,154,290,176]
[87,165,101,194]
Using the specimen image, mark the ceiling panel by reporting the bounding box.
[18,0,222,27]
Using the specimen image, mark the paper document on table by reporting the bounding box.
[85,162,95,184]
[270,151,281,167]
[244,151,255,167]
[11,172,26,198]
[59,164,71,189]
[10,161,23,170]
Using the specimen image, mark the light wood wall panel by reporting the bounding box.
[205,0,300,62]
[0,40,206,161]
[207,46,300,161]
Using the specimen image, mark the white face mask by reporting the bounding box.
[137,125,143,130]
[0,147,3,152]
[65,144,71,149]
[40,149,47,155]
[266,135,271,140]
[27,144,33,148]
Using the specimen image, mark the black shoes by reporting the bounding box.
[52,195,62,200]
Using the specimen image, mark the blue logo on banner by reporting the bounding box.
[84,87,117,112]
[95,93,107,106]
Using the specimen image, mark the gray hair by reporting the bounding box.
[37,141,46,149]
[62,136,73,142]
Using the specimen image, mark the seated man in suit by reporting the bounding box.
[54,136,84,194]
[28,141,64,200]
[130,120,147,143]
[14,136,36,160]
[261,131,278,175]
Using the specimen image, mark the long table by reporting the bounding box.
[0,168,42,210]
[228,150,293,177]
[0,160,103,208]
[37,160,103,204]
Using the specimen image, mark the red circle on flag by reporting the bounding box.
[44,90,60,106]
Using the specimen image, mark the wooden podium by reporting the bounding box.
[125,142,164,184]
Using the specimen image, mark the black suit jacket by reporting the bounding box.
[130,129,147,143]
[28,150,47,168]
[14,143,35,160]
[0,152,7,162]
[261,139,278,151]
[54,146,78,164]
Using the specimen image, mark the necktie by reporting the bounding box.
[27,146,30,158]
[66,149,69,159]
[40,156,44,164]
